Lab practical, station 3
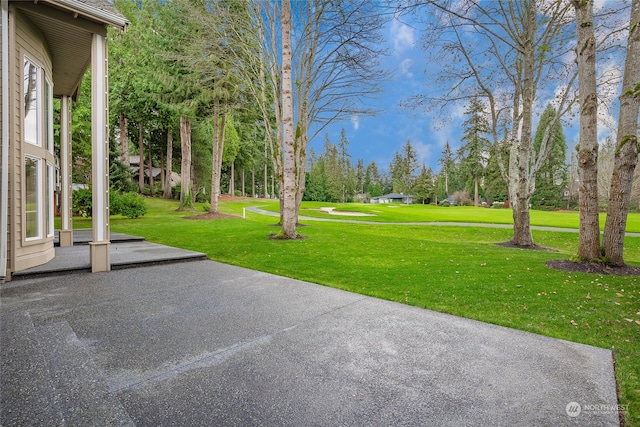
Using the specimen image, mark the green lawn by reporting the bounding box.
[74,197,639,425]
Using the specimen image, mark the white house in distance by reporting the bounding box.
[370,193,414,204]
[1,0,127,280]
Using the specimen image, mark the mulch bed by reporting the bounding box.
[546,259,640,276]
[497,241,640,276]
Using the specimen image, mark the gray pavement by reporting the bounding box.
[1,257,620,426]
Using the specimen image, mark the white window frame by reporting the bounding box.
[23,57,41,147]
[24,155,42,241]
[45,77,53,153]
[46,162,54,237]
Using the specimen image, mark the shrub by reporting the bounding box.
[117,192,147,218]
[72,188,93,217]
[74,189,146,218]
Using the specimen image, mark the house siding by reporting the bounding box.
[10,8,55,272]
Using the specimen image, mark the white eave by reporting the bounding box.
[48,0,127,30]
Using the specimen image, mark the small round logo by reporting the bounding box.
[566,402,582,417]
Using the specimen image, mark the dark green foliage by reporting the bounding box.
[116,192,147,218]
[72,188,146,218]
[531,104,567,210]
[72,188,92,217]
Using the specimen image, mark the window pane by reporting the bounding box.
[23,60,39,146]
[47,163,54,237]
[45,79,53,152]
[25,157,40,239]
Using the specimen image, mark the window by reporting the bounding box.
[23,59,40,146]
[45,79,53,152]
[47,163,54,237]
[22,57,54,242]
[25,156,41,240]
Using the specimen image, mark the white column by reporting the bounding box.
[89,33,110,272]
[58,95,73,246]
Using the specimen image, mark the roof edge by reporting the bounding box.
[47,0,127,29]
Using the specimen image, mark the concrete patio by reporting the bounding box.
[0,234,621,426]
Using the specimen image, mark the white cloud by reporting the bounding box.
[390,19,415,53]
[351,114,360,131]
[399,58,414,78]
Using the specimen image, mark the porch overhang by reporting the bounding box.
[13,0,126,99]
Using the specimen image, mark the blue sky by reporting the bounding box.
[309,2,628,175]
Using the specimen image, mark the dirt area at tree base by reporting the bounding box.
[495,241,556,252]
[546,259,640,276]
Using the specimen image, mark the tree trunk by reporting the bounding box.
[229,162,235,196]
[574,0,601,259]
[119,113,129,168]
[241,167,245,196]
[148,141,154,196]
[509,2,536,247]
[252,168,255,198]
[163,128,173,199]
[138,125,145,194]
[603,0,640,265]
[474,174,479,207]
[210,98,226,214]
[179,116,193,210]
[280,0,297,238]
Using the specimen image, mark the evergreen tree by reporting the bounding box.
[457,98,490,206]
[413,165,435,204]
[438,141,455,195]
[530,104,567,210]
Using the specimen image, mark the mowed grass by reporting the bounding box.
[97,197,640,424]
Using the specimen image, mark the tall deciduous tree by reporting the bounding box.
[402,0,576,246]
[603,0,640,265]
[573,0,601,259]
[281,0,298,238]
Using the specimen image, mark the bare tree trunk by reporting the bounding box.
[148,141,154,197]
[280,0,297,238]
[603,0,640,265]
[574,0,601,259]
[138,125,144,194]
[252,168,255,198]
[210,98,226,213]
[241,167,245,196]
[229,162,235,195]
[164,128,173,199]
[179,116,193,210]
[474,174,479,207]
[119,113,129,168]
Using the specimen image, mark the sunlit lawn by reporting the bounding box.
[68,197,640,425]
[265,200,640,232]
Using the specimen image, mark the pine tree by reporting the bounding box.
[457,98,490,206]
[530,104,567,210]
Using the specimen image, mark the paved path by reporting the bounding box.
[246,206,640,237]
[1,260,619,426]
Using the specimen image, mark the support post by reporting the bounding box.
[59,95,73,247]
[90,33,110,272]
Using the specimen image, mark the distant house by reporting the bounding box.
[1,0,127,279]
[370,193,414,204]
[129,156,180,187]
